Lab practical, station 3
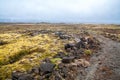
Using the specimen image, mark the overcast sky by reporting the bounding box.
[0,0,120,23]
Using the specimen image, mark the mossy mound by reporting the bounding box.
[0,32,65,79]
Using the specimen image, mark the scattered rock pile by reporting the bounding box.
[55,31,71,39]
[11,32,100,80]
[102,33,120,42]
[19,30,71,40]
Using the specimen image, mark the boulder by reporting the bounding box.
[64,43,75,50]
[61,67,69,78]
[44,73,52,78]
[29,67,40,74]
[39,63,56,74]
[59,35,70,39]
[12,71,24,80]
[18,74,34,80]
[55,31,64,36]
[75,41,86,49]
[62,56,75,63]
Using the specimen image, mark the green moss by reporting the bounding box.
[84,49,92,55]
[50,58,62,64]
[50,58,62,69]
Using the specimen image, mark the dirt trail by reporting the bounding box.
[76,34,120,80]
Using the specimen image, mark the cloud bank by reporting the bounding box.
[0,0,120,23]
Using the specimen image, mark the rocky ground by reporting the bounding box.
[0,24,120,80]
[81,33,120,80]
[12,30,120,80]
[12,30,100,80]
[87,34,120,80]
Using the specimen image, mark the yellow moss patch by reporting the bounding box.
[0,33,64,79]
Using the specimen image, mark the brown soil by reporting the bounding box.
[79,33,120,80]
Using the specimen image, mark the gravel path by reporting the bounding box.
[76,34,120,80]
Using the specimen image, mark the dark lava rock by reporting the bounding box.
[87,38,94,45]
[12,71,34,80]
[64,43,75,51]
[44,73,52,78]
[87,37,100,49]
[40,63,56,74]
[76,49,84,54]
[75,41,87,49]
[58,63,65,69]
[18,74,34,80]
[74,54,81,59]
[29,67,40,74]
[55,31,65,36]
[60,67,69,78]
[54,71,63,80]
[59,35,70,39]
[12,71,25,80]
[53,52,66,58]
[62,56,75,63]
[73,49,84,59]
[55,31,70,39]
[55,76,62,80]
[69,50,76,56]
[80,37,86,42]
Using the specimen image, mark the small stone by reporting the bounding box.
[53,52,66,58]
[80,37,86,42]
[75,59,90,67]
[75,38,81,43]
[87,38,94,45]
[71,63,77,66]
[62,56,75,63]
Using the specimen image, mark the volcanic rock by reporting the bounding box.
[62,56,75,63]
[39,63,56,74]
